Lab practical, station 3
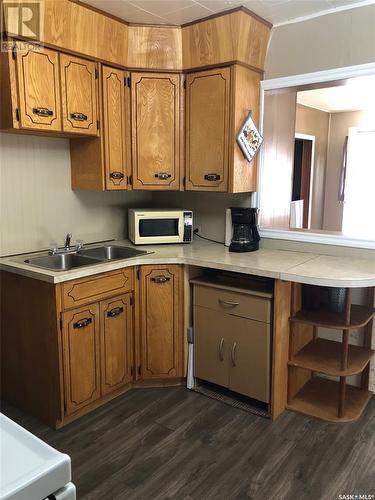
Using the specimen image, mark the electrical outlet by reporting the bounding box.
[194,225,201,234]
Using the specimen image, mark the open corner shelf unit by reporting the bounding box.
[287,285,374,423]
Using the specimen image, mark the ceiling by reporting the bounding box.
[81,0,371,26]
[297,76,375,113]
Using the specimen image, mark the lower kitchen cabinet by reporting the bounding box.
[193,277,272,404]
[62,303,101,415]
[62,292,134,417]
[139,265,184,379]
[100,294,133,396]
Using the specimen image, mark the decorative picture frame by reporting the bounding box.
[236,112,263,162]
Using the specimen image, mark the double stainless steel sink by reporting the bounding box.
[24,245,148,271]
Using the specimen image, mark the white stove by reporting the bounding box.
[0,414,76,500]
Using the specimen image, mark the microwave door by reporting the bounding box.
[138,216,181,243]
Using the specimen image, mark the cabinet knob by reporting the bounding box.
[151,275,170,284]
[107,306,124,317]
[32,107,53,117]
[110,171,125,180]
[73,317,92,329]
[204,173,221,181]
[155,172,172,180]
[70,112,88,121]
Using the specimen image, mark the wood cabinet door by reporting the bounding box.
[15,44,62,131]
[60,54,98,135]
[186,68,230,191]
[194,307,230,388]
[100,294,133,396]
[62,303,101,415]
[228,317,270,403]
[102,66,131,190]
[131,73,180,190]
[140,265,183,379]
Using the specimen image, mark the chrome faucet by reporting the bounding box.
[48,234,83,255]
[64,233,72,251]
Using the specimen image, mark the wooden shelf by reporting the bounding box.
[288,338,371,376]
[287,377,372,423]
[290,304,375,330]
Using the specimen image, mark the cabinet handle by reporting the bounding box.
[151,275,170,284]
[107,306,124,317]
[219,337,224,361]
[70,112,88,121]
[110,171,124,180]
[73,317,92,329]
[32,107,53,117]
[155,172,172,180]
[231,342,237,367]
[218,299,239,308]
[204,173,221,181]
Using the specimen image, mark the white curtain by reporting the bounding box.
[342,128,375,239]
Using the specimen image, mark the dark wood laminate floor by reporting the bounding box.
[3,388,375,500]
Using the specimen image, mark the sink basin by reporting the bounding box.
[78,245,148,260]
[25,253,100,271]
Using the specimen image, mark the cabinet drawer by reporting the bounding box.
[62,269,133,310]
[194,284,271,323]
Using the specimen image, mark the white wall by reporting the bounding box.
[265,4,375,79]
[0,133,151,256]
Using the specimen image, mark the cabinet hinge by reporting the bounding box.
[127,175,132,185]
[130,294,134,306]
[183,79,186,89]
[95,68,99,79]
[127,76,131,87]
[130,366,134,377]
[59,317,63,330]
[97,120,100,130]
[136,268,140,280]
[12,44,17,60]
[182,176,186,187]
[63,400,67,414]
[137,365,141,376]
[15,108,20,121]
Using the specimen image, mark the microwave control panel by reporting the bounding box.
[183,211,193,243]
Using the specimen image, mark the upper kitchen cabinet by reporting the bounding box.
[60,54,99,136]
[71,65,131,190]
[131,73,182,191]
[186,65,261,193]
[0,43,62,132]
[185,67,230,192]
[102,66,131,190]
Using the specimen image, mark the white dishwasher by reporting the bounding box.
[0,414,76,500]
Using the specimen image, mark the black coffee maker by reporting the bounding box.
[229,207,260,252]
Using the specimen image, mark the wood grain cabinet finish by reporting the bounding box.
[13,44,62,132]
[62,303,101,415]
[131,73,181,190]
[62,269,133,310]
[60,54,98,136]
[185,68,230,192]
[102,66,131,190]
[140,265,183,379]
[100,294,133,396]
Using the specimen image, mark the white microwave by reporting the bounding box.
[128,209,193,245]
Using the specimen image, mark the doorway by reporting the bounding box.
[291,134,315,229]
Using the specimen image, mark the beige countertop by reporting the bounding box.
[1,240,374,288]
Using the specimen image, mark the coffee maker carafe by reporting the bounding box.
[229,207,260,252]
